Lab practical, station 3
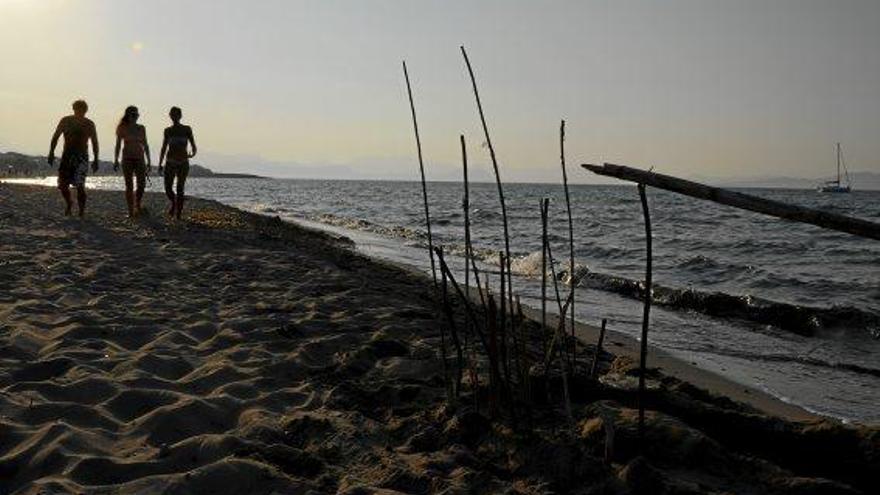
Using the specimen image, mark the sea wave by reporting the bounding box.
[300,211,879,340]
[309,213,427,242]
[686,348,880,378]
[568,268,880,338]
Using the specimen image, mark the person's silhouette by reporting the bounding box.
[158,107,196,219]
[114,106,151,217]
[48,100,99,216]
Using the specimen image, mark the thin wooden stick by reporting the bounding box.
[637,184,653,447]
[402,61,437,286]
[498,252,511,393]
[541,289,575,424]
[462,134,471,352]
[433,247,509,406]
[433,247,491,360]
[582,163,880,241]
[541,198,549,358]
[515,294,527,388]
[543,289,575,373]
[486,292,499,416]
[460,46,515,327]
[560,120,577,372]
[438,254,451,399]
[546,239,565,315]
[471,256,487,314]
[440,248,464,397]
[590,318,607,378]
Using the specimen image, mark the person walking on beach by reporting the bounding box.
[114,106,151,218]
[158,107,196,219]
[48,100,99,216]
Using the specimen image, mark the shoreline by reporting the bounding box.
[0,180,829,424]
[322,232,826,424]
[279,216,828,423]
[2,182,875,494]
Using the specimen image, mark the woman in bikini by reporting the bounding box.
[114,105,151,217]
[158,106,197,219]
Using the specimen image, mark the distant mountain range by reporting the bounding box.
[3,150,877,189]
[0,151,262,179]
[717,171,880,191]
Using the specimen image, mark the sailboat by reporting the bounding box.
[818,142,852,193]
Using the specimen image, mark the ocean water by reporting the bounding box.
[9,176,880,423]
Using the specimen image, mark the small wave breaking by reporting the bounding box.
[567,268,880,338]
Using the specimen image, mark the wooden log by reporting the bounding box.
[590,318,607,378]
[637,184,653,448]
[581,163,880,241]
[402,61,438,285]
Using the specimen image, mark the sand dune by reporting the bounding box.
[1,183,875,494]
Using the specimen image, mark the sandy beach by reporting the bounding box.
[1,183,876,494]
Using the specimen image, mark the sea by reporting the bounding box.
[8,175,880,424]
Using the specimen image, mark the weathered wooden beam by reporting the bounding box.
[581,163,880,241]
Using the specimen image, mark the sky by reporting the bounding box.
[1,0,878,182]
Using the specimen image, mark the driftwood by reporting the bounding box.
[637,184,653,447]
[582,163,880,241]
[402,61,437,285]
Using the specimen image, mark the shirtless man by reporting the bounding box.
[48,100,99,216]
[158,107,197,219]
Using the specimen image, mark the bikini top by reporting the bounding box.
[119,125,145,157]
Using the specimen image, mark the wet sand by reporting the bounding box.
[0,183,874,494]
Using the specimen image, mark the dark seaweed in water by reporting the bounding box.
[573,268,880,338]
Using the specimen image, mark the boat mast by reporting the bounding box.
[836,142,841,185]
[840,144,852,187]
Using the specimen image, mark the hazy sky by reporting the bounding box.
[1,0,878,182]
